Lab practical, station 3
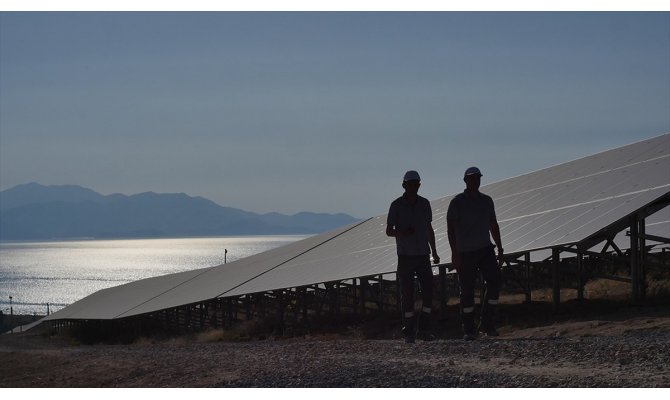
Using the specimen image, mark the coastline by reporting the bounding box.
[0,235,308,316]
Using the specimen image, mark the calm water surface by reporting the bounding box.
[0,236,307,315]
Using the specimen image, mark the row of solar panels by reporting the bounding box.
[44,133,670,321]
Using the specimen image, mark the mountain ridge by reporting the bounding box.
[0,183,360,240]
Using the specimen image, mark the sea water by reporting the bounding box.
[0,235,307,315]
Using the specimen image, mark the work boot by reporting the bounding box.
[416,311,436,341]
[462,313,477,341]
[478,318,499,337]
[417,332,436,341]
[402,316,416,343]
[480,305,499,336]
[482,326,499,337]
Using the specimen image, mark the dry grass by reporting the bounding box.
[647,277,670,297]
[195,317,284,343]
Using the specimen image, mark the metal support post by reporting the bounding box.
[639,216,647,301]
[352,278,358,315]
[360,278,367,315]
[552,248,561,311]
[186,304,192,330]
[577,252,584,301]
[226,298,233,327]
[278,291,285,327]
[335,282,341,314]
[439,265,447,318]
[386,272,392,313]
[525,252,532,303]
[9,296,13,331]
[301,287,308,321]
[630,215,640,304]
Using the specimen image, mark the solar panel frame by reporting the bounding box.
[114,220,367,318]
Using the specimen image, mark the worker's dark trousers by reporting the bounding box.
[456,246,501,333]
[397,255,434,333]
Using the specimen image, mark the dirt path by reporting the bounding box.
[1,303,669,387]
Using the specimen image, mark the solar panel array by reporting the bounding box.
[44,133,670,321]
[45,222,363,320]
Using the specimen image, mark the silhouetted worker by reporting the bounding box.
[386,170,440,343]
[447,166,504,340]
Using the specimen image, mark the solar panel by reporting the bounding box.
[43,133,670,321]
[44,268,210,320]
[45,221,364,320]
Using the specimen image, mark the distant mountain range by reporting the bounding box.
[0,183,360,240]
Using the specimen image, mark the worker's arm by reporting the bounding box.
[447,218,460,271]
[427,223,440,264]
[490,218,504,267]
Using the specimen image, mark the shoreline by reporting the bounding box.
[0,233,312,244]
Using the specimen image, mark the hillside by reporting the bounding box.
[0,183,359,240]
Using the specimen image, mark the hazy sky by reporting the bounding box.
[1,12,668,218]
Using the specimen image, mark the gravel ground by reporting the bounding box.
[1,305,669,388]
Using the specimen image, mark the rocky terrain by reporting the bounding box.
[1,301,669,388]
